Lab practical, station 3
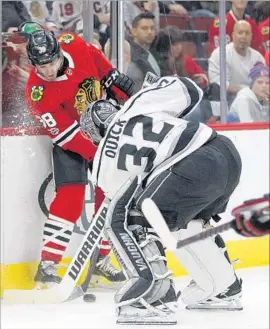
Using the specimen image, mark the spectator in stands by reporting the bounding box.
[258,17,270,55]
[2,1,31,32]
[49,1,83,33]
[49,1,109,47]
[123,1,160,35]
[104,39,131,74]
[229,62,269,122]
[208,0,262,55]
[92,1,111,49]
[158,1,188,17]
[152,25,210,122]
[153,26,208,89]
[265,49,270,68]
[24,1,50,25]
[171,1,218,17]
[249,1,269,24]
[208,20,265,104]
[125,12,161,93]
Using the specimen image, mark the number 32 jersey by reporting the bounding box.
[92,77,215,200]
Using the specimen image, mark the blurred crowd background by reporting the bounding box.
[1,0,270,128]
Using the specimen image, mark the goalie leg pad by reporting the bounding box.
[105,178,155,306]
[129,225,172,305]
[173,220,237,305]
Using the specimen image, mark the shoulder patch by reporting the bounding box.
[31,85,44,102]
[261,26,269,36]
[58,33,75,45]
[214,18,220,28]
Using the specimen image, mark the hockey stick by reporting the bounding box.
[4,198,110,304]
[67,247,100,300]
[141,199,234,251]
[37,173,98,300]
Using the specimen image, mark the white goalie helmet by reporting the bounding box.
[80,100,118,145]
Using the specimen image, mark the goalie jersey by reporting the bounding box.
[92,76,216,200]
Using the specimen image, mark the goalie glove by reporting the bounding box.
[231,194,270,237]
[101,69,134,102]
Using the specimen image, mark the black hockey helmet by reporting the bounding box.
[27,30,60,66]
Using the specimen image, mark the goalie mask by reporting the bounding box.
[80,100,118,145]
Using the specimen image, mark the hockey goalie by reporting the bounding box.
[80,75,243,324]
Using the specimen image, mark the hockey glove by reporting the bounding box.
[231,195,270,237]
[101,69,134,101]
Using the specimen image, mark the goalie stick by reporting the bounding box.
[141,199,234,251]
[4,198,110,304]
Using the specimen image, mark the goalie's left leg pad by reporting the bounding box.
[173,220,238,306]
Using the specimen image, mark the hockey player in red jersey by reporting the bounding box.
[208,0,261,55]
[25,29,134,288]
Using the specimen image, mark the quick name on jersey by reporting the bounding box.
[104,119,127,158]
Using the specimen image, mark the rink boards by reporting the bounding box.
[0,123,269,297]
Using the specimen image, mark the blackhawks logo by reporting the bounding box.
[74,77,101,115]
[58,33,75,45]
[31,85,44,102]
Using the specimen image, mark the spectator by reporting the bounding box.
[208,0,262,55]
[50,1,83,33]
[249,1,269,24]
[171,1,218,17]
[158,1,188,17]
[104,39,131,74]
[24,1,50,25]
[208,20,265,103]
[153,26,208,89]
[123,1,160,35]
[229,62,269,122]
[265,49,270,68]
[126,12,161,93]
[2,1,31,32]
[92,1,111,49]
[49,1,109,47]
[258,17,270,55]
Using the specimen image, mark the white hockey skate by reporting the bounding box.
[185,277,243,311]
[116,282,179,325]
[117,299,177,325]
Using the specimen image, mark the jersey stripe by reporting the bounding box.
[52,121,80,146]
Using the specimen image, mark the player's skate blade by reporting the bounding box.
[116,304,177,325]
[186,277,243,311]
[186,296,243,311]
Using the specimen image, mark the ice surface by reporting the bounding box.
[1,267,269,329]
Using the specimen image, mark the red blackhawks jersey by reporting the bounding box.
[258,18,270,54]
[208,10,261,55]
[25,32,126,161]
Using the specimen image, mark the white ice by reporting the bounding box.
[1,266,269,329]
